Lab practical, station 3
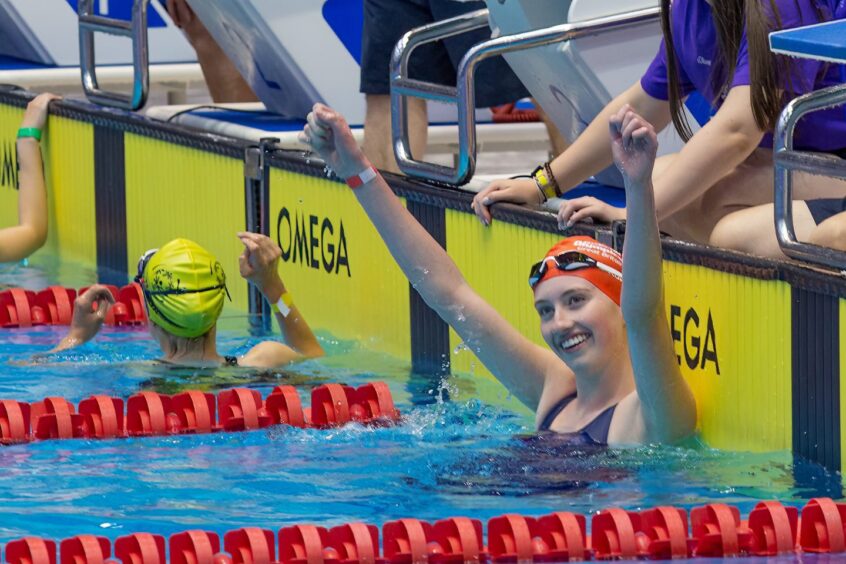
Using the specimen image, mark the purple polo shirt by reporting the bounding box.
[641,0,846,151]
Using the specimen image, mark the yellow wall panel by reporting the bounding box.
[663,262,792,451]
[268,169,410,359]
[0,104,96,265]
[43,117,97,263]
[445,210,560,379]
[124,135,247,312]
[0,103,24,229]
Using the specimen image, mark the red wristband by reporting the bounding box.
[345,166,378,189]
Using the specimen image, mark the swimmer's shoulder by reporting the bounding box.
[239,340,301,369]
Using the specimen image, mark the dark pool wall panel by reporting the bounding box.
[792,287,840,471]
[407,199,450,375]
[93,125,128,286]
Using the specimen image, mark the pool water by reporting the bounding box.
[0,258,843,559]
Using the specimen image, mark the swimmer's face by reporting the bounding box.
[533,276,624,370]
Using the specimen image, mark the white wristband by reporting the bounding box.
[271,292,294,317]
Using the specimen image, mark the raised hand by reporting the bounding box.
[238,231,283,296]
[609,104,658,190]
[70,285,115,343]
[299,103,369,180]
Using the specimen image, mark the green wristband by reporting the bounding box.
[17,127,42,141]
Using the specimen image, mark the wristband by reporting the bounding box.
[345,166,378,189]
[17,127,42,142]
[271,292,294,317]
[531,165,558,201]
[543,162,562,197]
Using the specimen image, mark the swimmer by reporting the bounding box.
[0,93,61,263]
[300,103,696,445]
[471,0,846,249]
[49,232,324,368]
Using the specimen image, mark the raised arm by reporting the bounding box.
[611,106,696,443]
[237,232,325,368]
[0,93,61,263]
[300,104,565,410]
[471,82,670,225]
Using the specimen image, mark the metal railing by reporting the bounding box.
[389,6,661,185]
[78,0,150,110]
[774,83,846,270]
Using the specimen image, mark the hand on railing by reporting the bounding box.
[20,93,62,131]
[470,177,542,226]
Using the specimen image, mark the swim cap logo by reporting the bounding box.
[210,261,226,286]
[150,267,182,292]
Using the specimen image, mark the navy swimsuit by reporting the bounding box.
[538,394,617,445]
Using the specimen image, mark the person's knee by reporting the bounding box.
[709,214,752,252]
[809,213,846,251]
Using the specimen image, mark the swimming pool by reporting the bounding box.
[1,255,843,562]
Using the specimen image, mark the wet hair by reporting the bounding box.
[660,0,820,141]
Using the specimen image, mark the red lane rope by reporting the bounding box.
[3,498,844,563]
[0,382,400,444]
[0,284,147,328]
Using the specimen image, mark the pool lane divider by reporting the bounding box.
[0,284,146,328]
[4,498,846,562]
[0,382,399,444]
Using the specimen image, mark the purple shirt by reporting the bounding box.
[641,0,846,151]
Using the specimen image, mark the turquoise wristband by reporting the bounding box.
[17,127,42,141]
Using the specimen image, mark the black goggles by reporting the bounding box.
[528,251,622,289]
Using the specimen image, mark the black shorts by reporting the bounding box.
[360,0,530,107]
[807,197,846,225]
[803,148,846,224]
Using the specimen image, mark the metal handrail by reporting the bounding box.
[774,83,846,270]
[78,0,150,110]
[390,6,661,185]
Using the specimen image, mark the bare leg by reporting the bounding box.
[362,94,427,173]
[534,100,569,157]
[809,210,846,251]
[192,38,259,103]
[166,0,258,103]
[658,148,846,244]
[709,202,816,258]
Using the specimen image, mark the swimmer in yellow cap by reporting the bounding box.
[50,232,323,367]
[301,103,695,445]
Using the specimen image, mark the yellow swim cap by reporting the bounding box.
[138,238,228,338]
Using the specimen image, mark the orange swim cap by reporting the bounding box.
[530,236,623,305]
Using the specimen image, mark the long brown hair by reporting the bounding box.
[660,0,816,141]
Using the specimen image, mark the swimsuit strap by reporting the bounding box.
[538,393,619,445]
[581,403,618,445]
[223,355,239,366]
[538,393,577,431]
